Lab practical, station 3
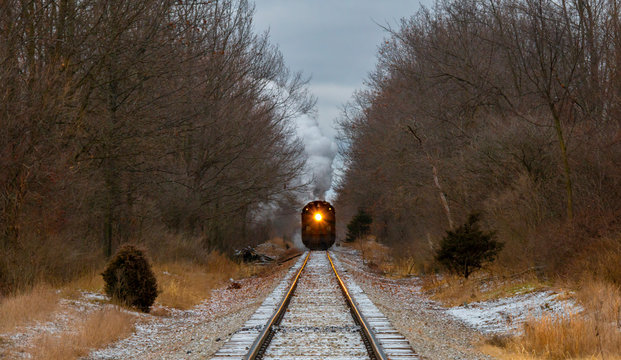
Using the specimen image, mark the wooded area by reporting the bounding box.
[0,0,313,293]
[336,0,621,277]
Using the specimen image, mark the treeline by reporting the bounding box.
[336,0,621,276]
[0,0,312,293]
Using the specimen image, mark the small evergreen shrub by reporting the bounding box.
[346,208,373,242]
[435,213,504,278]
[102,244,158,312]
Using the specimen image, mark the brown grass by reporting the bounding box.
[30,307,136,360]
[59,250,258,310]
[572,237,621,287]
[155,250,258,309]
[343,239,393,272]
[482,280,621,359]
[0,285,59,332]
[421,268,548,307]
[526,280,620,359]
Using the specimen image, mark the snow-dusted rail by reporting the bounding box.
[211,251,419,360]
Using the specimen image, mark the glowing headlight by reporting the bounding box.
[314,213,322,221]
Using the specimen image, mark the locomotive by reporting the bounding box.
[301,200,335,250]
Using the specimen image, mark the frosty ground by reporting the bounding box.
[0,247,578,359]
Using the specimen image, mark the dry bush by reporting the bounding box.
[30,307,135,360]
[0,285,59,332]
[102,245,158,313]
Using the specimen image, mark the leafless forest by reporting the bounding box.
[2,0,621,296]
[336,0,621,278]
[0,0,315,293]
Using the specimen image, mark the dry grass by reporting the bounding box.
[388,255,438,277]
[421,269,547,307]
[30,307,135,360]
[511,312,620,359]
[60,250,258,310]
[0,285,59,333]
[155,250,258,309]
[343,238,393,273]
[482,280,621,359]
[344,239,437,277]
[572,237,621,287]
[58,269,106,300]
[518,280,621,359]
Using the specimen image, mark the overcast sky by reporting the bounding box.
[253,1,428,200]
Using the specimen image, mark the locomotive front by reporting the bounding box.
[301,201,336,250]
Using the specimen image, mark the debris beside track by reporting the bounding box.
[234,246,274,264]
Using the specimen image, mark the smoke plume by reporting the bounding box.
[296,114,337,200]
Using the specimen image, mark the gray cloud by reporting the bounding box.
[254,0,428,199]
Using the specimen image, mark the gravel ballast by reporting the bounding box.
[333,247,494,360]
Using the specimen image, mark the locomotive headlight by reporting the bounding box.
[314,213,322,221]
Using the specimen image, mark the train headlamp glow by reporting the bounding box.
[314,213,322,221]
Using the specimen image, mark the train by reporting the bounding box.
[301,200,335,250]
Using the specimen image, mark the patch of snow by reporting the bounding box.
[81,291,107,301]
[447,290,581,334]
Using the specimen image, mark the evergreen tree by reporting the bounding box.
[435,214,503,278]
[346,208,373,242]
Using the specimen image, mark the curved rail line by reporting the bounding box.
[243,251,387,360]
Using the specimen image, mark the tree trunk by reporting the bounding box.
[551,106,574,221]
[432,163,454,230]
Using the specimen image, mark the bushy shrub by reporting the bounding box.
[102,244,158,312]
[346,208,373,242]
[435,213,503,278]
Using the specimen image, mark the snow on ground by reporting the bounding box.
[447,290,581,334]
[0,245,582,359]
[0,266,289,359]
[89,262,296,359]
[333,244,581,359]
[1,291,125,359]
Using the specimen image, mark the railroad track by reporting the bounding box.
[212,251,418,360]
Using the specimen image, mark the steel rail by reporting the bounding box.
[243,252,310,360]
[327,251,388,360]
